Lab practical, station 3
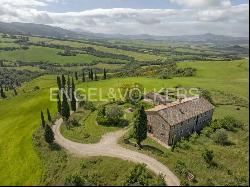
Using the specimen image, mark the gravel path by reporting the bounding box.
[52,118,180,186]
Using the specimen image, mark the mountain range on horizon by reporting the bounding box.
[0,21,249,44]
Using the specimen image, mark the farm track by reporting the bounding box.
[52,117,180,186]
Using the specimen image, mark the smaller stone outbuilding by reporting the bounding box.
[146,96,214,145]
[144,92,171,105]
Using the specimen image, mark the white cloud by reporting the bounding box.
[0,0,58,7]
[0,0,248,36]
[170,0,232,8]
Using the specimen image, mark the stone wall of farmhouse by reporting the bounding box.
[168,109,214,145]
[196,109,214,131]
[147,113,170,144]
[169,116,197,145]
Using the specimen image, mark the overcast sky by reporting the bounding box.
[0,0,249,36]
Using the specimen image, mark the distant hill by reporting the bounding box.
[0,22,248,44]
[100,33,249,45]
[0,22,84,39]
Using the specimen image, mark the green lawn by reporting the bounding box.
[60,111,122,144]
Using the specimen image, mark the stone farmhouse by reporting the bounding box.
[146,96,214,145]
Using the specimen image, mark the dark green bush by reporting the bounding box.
[212,129,230,146]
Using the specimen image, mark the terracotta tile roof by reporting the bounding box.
[146,97,214,126]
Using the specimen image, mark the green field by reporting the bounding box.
[0,46,128,65]
[74,59,248,100]
[29,36,168,61]
[3,65,45,72]
[0,59,248,185]
[0,42,20,48]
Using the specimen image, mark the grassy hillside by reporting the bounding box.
[0,76,57,185]
[76,59,248,99]
[0,46,127,65]
[0,59,248,185]
[29,36,168,61]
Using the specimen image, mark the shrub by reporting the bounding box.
[212,129,230,146]
[34,86,40,90]
[151,174,166,186]
[174,160,188,177]
[220,116,244,131]
[105,105,124,121]
[82,101,96,111]
[177,138,191,150]
[65,173,90,186]
[202,149,214,166]
[210,119,222,131]
[68,118,80,127]
[199,89,213,104]
[123,164,151,186]
[201,127,214,137]
[210,116,244,132]
[97,105,126,126]
[120,83,144,104]
[189,132,199,143]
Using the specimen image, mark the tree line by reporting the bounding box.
[0,68,43,99]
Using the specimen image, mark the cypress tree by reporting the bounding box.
[62,92,70,120]
[0,86,6,98]
[75,72,78,81]
[90,69,94,80]
[57,93,61,114]
[103,68,107,80]
[71,77,75,91]
[57,76,61,90]
[47,108,52,122]
[133,105,148,148]
[61,74,66,89]
[41,111,45,128]
[71,78,77,111]
[13,87,17,96]
[82,70,85,82]
[0,60,3,67]
[44,124,54,144]
[94,73,98,81]
[67,74,71,97]
[88,70,91,80]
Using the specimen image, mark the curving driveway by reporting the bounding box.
[52,118,180,186]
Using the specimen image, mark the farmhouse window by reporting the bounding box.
[148,125,152,133]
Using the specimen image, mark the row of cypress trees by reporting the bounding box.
[40,109,54,144]
[56,74,77,121]
[0,85,18,99]
[40,68,108,144]
[77,68,108,83]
